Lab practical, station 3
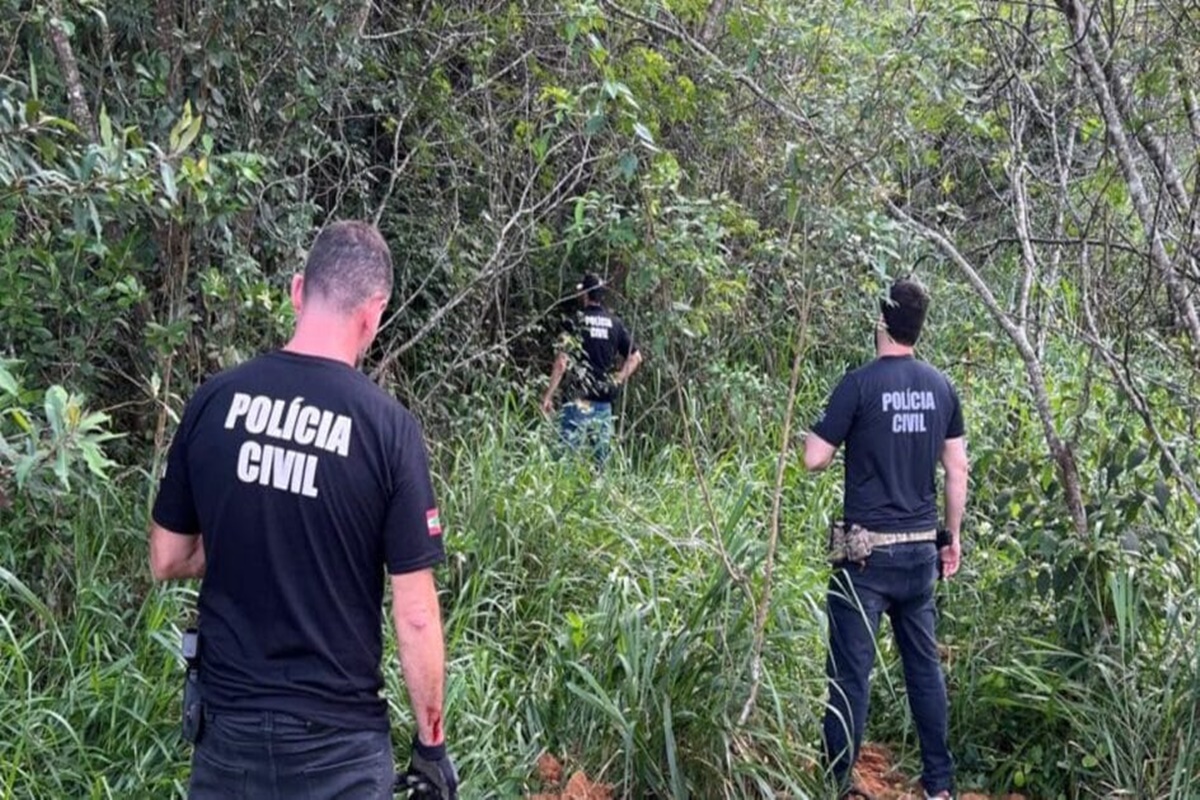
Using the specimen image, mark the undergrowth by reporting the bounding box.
[2,385,1198,798]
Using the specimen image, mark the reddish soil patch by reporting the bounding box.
[529,753,612,800]
[530,746,1023,799]
[535,753,563,786]
[851,743,1026,800]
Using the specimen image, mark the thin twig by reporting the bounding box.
[738,279,811,726]
[673,381,754,602]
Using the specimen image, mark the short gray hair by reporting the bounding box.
[302,221,394,313]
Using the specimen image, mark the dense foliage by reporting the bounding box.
[2,0,1198,797]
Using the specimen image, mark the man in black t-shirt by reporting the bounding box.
[540,273,642,463]
[149,221,458,799]
[804,280,969,800]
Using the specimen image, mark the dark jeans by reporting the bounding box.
[822,543,953,795]
[560,399,613,464]
[189,709,394,800]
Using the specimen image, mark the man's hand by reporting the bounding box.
[939,535,961,579]
[539,394,554,417]
[407,738,458,799]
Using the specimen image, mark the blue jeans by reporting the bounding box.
[189,709,394,799]
[560,399,613,464]
[823,543,953,795]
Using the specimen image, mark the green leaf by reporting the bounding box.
[79,441,114,478]
[54,446,70,488]
[746,47,760,71]
[99,104,113,148]
[632,122,658,152]
[0,363,18,396]
[80,149,98,180]
[160,160,178,204]
[44,385,69,438]
[584,111,606,136]
[617,151,638,180]
[0,565,53,623]
[168,100,192,152]
[10,408,33,434]
[15,453,37,488]
[24,97,41,125]
[1153,479,1169,512]
[175,112,203,155]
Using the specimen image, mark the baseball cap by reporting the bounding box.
[576,273,604,292]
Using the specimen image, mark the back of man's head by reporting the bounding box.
[578,273,605,305]
[880,279,929,346]
[303,221,394,313]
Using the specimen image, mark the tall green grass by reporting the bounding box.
[406,405,837,796]
[0,486,190,798]
[2,387,1198,798]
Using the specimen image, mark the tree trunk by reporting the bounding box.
[154,0,179,101]
[700,0,727,43]
[46,0,97,142]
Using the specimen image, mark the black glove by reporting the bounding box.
[935,527,953,549]
[406,737,458,800]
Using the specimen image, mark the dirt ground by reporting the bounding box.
[852,743,1026,800]
[527,747,1026,799]
[528,753,613,800]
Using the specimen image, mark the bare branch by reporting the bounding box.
[1056,0,1200,356]
[1080,244,1200,508]
[370,141,600,381]
[884,195,1090,536]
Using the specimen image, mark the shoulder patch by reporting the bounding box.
[425,508,443,536]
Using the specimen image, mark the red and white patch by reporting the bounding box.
[425,508,443,536]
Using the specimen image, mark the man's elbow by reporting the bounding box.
[149,527,196,581]
[148,548,174,581]
[803,441,832,472]
[396,606,439,638]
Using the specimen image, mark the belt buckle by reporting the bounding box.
[576,399,593,413]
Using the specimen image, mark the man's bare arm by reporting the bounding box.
[614,350,643,386]
[149,524,205,580]
[803,432,838,472]
[540,352,569,414]
[939,436,969,578]
[391,569,446,746]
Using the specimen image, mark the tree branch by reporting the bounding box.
[1056,0,1200,357]
[884,196,1090,537]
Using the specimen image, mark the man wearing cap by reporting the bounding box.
[803,279,968,800]
[540,273,642,463]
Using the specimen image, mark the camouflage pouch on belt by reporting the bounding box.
[827,520,873,566]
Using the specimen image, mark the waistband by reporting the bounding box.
[864,529,936,546]
[566,398,613,410]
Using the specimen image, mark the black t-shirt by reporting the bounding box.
[812,355,964,532]
[152,350,445,730]
[558,304,636,403]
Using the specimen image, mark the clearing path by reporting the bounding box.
[526,747,1025,799]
